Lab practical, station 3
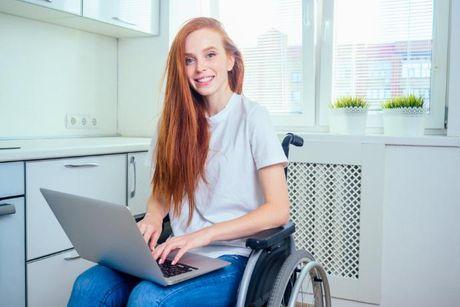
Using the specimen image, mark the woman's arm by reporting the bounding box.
[138,192,171,250]
[207,162,290,241]
[146,192,170,220]
[153,163,290,264]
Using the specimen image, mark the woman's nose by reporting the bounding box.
[196,59,207,72]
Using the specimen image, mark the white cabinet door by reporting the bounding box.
[127,152,151,216]
[21,0,81,15]
[0,197,25,307]
[83,0,159,34]
[26,154,127,260]
[27,249,94,307]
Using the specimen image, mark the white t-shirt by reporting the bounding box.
[145,93,288,258]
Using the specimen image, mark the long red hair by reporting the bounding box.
[151,17,244,227]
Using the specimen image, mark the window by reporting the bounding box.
[169,0,449,131]
[319,0,449,129]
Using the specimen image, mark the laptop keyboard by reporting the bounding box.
[157,259,198,278]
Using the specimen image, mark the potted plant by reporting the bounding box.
[381,94,425,136]
[329,96,368,135]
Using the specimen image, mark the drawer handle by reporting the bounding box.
[64,163,100,168]
[112,16,137,26]
[64,252,81,261]
[130,156,137,198]
[0,203,16,216]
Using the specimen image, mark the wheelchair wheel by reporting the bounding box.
[268,249,331,307]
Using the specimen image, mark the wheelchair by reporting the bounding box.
[154,133,331,307]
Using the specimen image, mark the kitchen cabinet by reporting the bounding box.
[83,0,160,35]
[21,0,81,15]
[25,153,127,307]
[0,162,25,307]
[127,152,151,216]
[26,154,126,260]
[27,249,93,307]
[24,151,151,307]
[0,0,160,37]
[0,146,151,307]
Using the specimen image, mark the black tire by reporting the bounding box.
[268,249,330,307]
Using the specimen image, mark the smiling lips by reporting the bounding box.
[195,75,215,87]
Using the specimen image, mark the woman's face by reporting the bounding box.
[184,28,235,99]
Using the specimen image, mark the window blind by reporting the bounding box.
[331,0,433,110]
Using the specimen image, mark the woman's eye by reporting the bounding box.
[206,52,216,58]
[185,58,195,65]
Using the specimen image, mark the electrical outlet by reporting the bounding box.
[81,115,89,128]
[90,116,99,129]
[66,114,98,129]
[66,114,80,129]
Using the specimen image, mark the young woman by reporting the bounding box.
[68,17,290,307]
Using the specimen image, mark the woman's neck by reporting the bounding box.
[204,87,234,117]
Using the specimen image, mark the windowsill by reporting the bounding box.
[276,129,460,147]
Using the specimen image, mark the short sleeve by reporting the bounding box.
[249,105,289,170]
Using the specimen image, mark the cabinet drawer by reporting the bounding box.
[0,161,24,198]
[27,249,94,307]
[26,154,126,260]
[21,0,81,15]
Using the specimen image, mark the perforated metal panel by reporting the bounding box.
[287,162,362,279]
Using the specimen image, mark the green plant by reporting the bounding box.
[382,94,424,109]
[330,96,368,109]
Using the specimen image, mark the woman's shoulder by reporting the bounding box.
[238,94,268,120]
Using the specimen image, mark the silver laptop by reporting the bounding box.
[40,188,230,286]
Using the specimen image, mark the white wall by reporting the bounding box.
[0,12,118,139]
[117,0,169,137]
[331,144,460,307]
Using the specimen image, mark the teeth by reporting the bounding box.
[197,76,213,83]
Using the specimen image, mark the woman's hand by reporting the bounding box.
[152,227,213,265]
[137,212,164,251]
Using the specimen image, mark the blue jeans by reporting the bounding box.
[68,254,248,307]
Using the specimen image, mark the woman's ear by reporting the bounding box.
[227,54,235,71]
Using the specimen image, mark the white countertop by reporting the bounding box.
[0,137,151,162]
[1,133,458,163]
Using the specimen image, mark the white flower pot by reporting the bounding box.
[329,107,368,135]
[382,107,425,136]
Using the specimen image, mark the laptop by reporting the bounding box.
[40,188,230,286]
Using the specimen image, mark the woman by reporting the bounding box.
[68,17,290,307]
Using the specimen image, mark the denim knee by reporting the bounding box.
[68,265,137,307]
[69,266,104,301]
[127,281,164,307]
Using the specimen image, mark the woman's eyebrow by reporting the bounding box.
[185,46,217,56]
[202,46,217,52]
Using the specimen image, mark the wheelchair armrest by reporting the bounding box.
[245,221,295,250]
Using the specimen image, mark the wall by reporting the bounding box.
[117,0,169,138]
[0,12,118,139]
